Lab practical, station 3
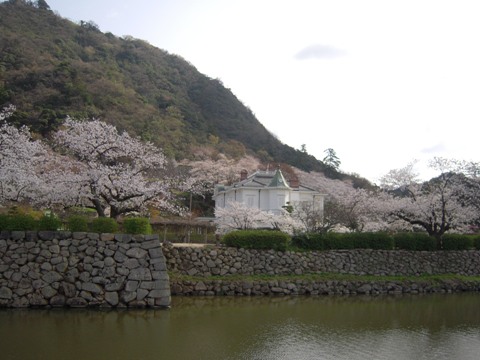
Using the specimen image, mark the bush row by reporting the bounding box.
[291,232,395,251]
[292,232,480,251]
[0,214,152,235]
[222,231,480,252]
[223,230,290,251]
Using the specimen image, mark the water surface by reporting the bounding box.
[1,293,480,360]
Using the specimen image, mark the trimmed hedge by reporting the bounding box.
[292,232,394,251]
[0,214,9,230]
[292,232,480,251]
[223,230,290,251]
[351,232,394,250]
[441,234,474,250]
[291,233,324,250]
[123,217,152,235]
[37,213,62,231]
[67,215,89,232]
[0,214,36,231]
[394,233,437,251]
[91,217,118,233]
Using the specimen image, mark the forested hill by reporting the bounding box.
[0,0,332,174]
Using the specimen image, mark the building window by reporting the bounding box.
[277,195,286,208]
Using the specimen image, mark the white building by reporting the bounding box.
[214,169,325,215]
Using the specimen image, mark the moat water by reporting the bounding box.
[1,293,480,360]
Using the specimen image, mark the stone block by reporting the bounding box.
[148,247,164,259]
[92,261,105,269]
[11,272,22,282]
[100,233,115,241]
[50,295,66,307]
[42,271,63,284]
[124,258,140,269]
[126,248,148,259]
[128,268,152,281]
[41,286,57,299]
[29,293,48,306]
[104,257,115,267]
[105,282,124,292]
[151,271,168,280]
[61,282,77,297]
[38,231,55,241]
[115,234,132,243]
[154,296,171,308]
[125,280,139,292]
[114,251,127,263]
[50,256,63,265]
[120,291,136,303]
[194,282,207,291]
[104,291,118,306]
[153,262,167,271]
[11,231,25,241]
[55,262,68,273]
[102,267,116,278]
[82,282,102,294]
[140,240,160,250]
[66,297,87,307]
[85,246,97,256]
[137,289,149,300]
[49,244,60,254]
[153,280,169,290]
[0,286,12,299]
[41,262,52,271]
[12,296,29,307]
[116,267,129,276]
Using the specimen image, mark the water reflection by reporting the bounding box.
[1,294,480,360]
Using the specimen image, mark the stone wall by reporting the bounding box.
[170,277,480,296]
[164,245,480,296]
[0,231,170,308]
[163,246,480,277]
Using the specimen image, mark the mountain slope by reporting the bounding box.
[0,0,332,173]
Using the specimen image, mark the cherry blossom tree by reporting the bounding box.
[0,106,49,206]
[296,169,380,232]
[52,117,175,218]
[180,155,261,216]
[215,201,304,235]
[380,157,479,238]
[185,154,261,195]
[215,201,271,234]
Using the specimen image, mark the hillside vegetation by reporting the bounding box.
[0,0,335,174]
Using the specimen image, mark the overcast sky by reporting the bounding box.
[46,0,480,183]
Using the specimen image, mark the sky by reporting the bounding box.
[46,0,480,183]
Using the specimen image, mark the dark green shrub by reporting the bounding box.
[0,214,9,231]
[324,232,355,250]
[291,233,325,250]
[67,215,89,232]
[91,217,118,233]
[441,234,473,250]
[4,213,37,231]
[292,232,394,250]
[350,232,394,250]
[37,213,62,231]
[473,235,480,250]
[394,233,437,251]
[223,230,290,251]
[123,217,152,235]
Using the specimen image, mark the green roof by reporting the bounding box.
[268,169,290,188]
